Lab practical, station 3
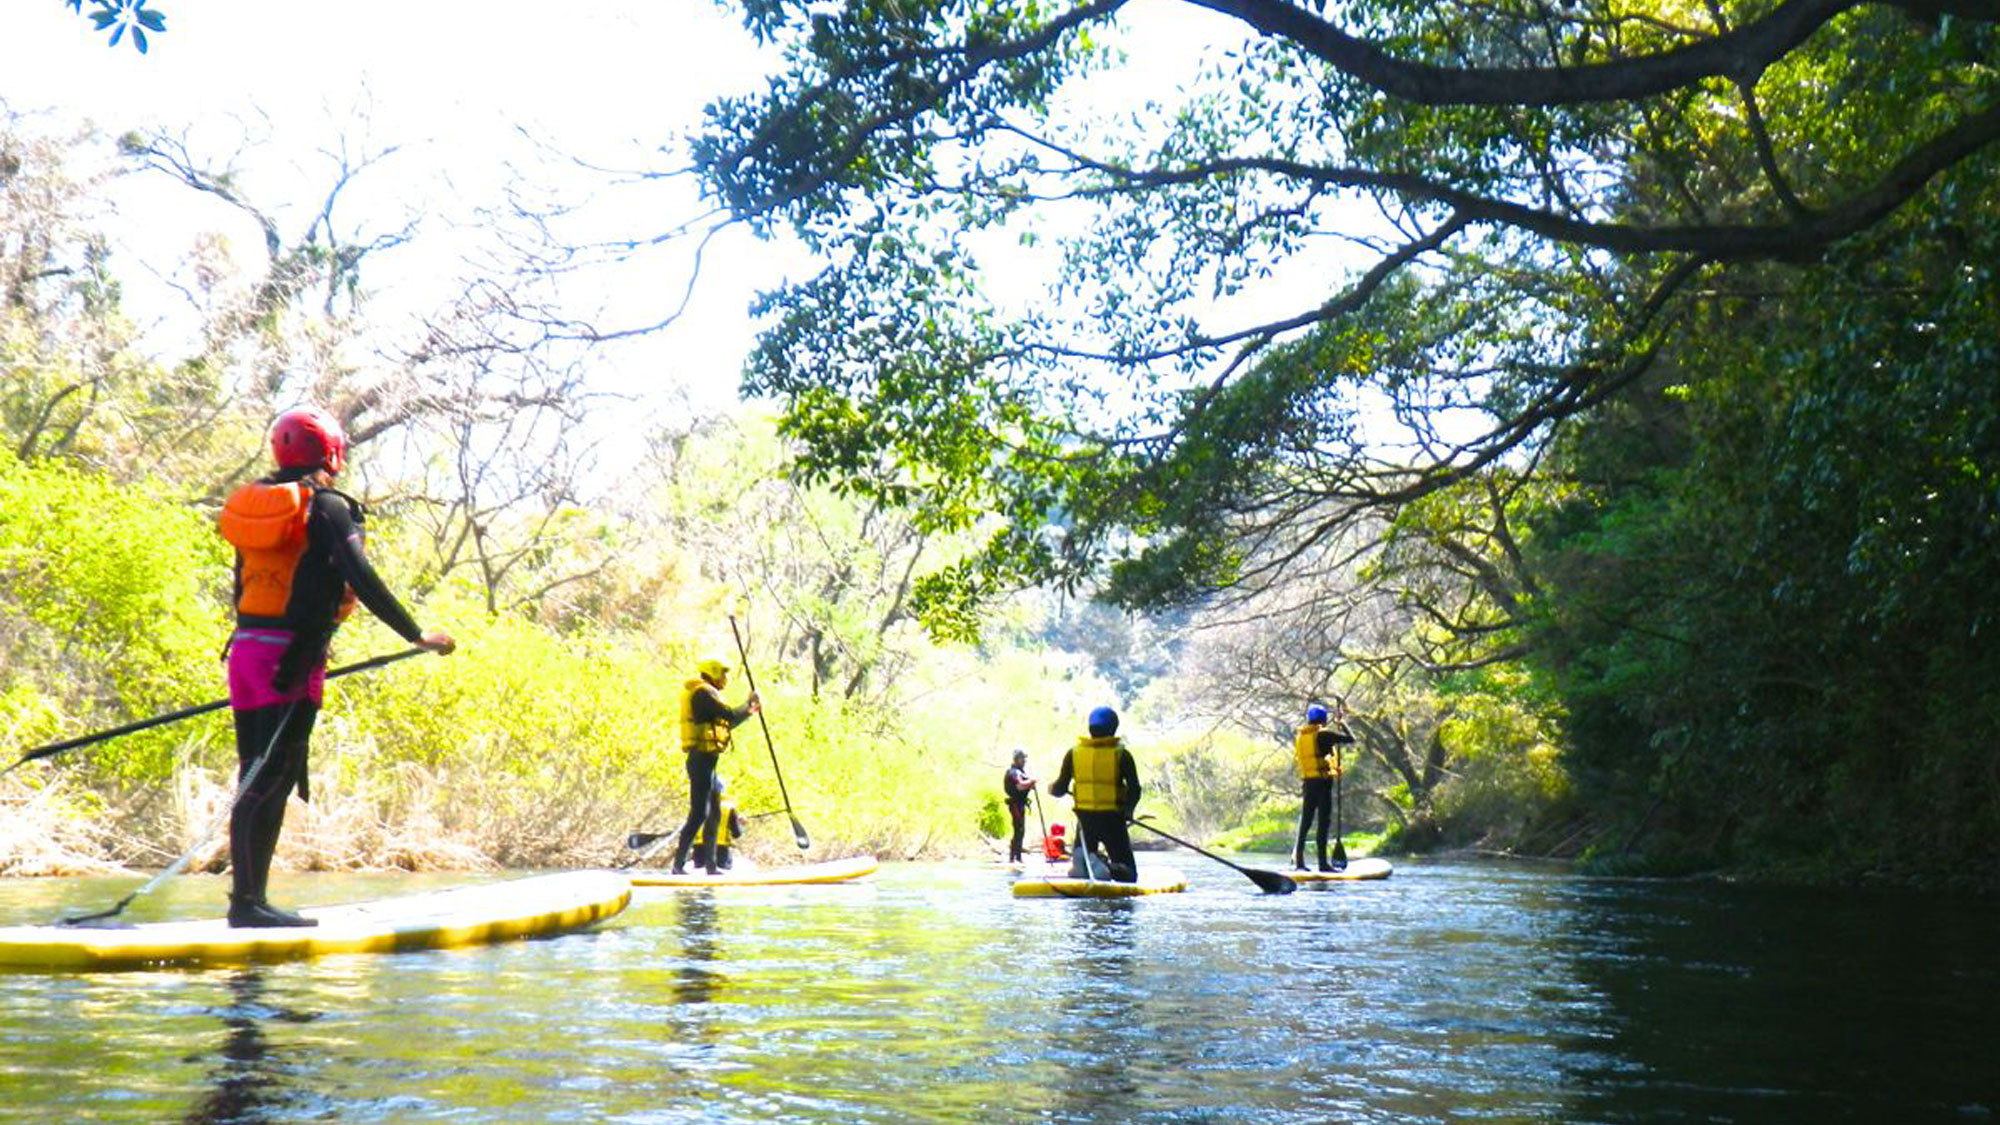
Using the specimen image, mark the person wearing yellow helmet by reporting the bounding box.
[671,655,760,875]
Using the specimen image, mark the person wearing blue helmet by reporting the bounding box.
[1293,700,1355,871]
[1049,705,1142,882]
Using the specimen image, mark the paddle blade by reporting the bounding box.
[1332,839,1349,866]
[1250,868,1298,895]
[790,816,811,851]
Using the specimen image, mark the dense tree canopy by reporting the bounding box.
[696,0,2000,883]
[695,0,1996,619]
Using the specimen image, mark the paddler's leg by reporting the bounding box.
[1086,811,1137,883]
[1293,780,1315,870]
[697,776,723,875]
[671,752,718,874]
[1312,778,1335,871]
[228,704,320,928]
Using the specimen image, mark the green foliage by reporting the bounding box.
[1524,178,2000,887]
[0,445,227,781]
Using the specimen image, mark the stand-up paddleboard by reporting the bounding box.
[0,871,631,972]
[629,855,878,888]
[1290,857,1394,883]
[1013,867,1188,898]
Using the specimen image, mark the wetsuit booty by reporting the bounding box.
[670,835,694,875]
[228,894,319,929]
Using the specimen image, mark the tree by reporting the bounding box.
[693,0,1999,627]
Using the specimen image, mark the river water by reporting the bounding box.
[1,857,1995,1123]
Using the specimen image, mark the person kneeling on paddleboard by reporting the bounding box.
[1049,706,1142,883]
[218,406,456,928]
[693,779,748,871]
[672,656,759,875]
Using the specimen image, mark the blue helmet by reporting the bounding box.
[1087,706,1119,736]
[1306,703,1330,725]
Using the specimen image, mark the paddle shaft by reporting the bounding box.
[1333,737,1348,867]
[626,810,785,849]
[60,699,305,926]
[7,647,425,775]
[728,614,809,851]
[1129,817,1296,894]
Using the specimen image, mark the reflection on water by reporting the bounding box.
[183,969,318,1125]
[0,862,1995,1124]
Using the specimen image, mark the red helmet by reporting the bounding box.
[269,406,347,473]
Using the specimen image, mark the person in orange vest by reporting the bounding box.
[672,655,759,875]
[1048,706,1142,883]
[1292,701,1356,871]
[216,406,455,928]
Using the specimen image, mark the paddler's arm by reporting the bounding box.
[1048,751,1075,799]
[1117,749,1141,816]
[690,687,760,728]
[313,490,452,652]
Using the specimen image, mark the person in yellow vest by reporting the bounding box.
[1292,701,1355,872]
[694,779,749,870]
[671,656,760,875]
[1048,705,1142,883]
[217,406,455,928]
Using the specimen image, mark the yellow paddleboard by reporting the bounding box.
[0,871,631,972]
[628,855,878,888]
[1013,867,1188,898]
[1289,857,1394,882]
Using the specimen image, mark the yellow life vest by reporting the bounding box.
[1071,735,1124,813]
[699,799,737,847]
[217,481,354,624]
[681,678,731,756]
[1295,724,1330,780]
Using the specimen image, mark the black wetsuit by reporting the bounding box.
[1004,765,1035,861]
[227,469,424,919]
[672,688,755,874]
[1294,724,1355,869]
[1050,747,1143,883]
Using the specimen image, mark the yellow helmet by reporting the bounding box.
[697,657,730,682]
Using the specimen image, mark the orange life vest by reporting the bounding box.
[217,481,354,624]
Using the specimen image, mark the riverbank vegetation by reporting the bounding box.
[8,0,1999,893]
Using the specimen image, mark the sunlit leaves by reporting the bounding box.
[71,0,167,53]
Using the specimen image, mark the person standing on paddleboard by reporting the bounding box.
[1292,701,1355,872]
[1003,749,1038,862]
[1049,706,1143,883]
[672,656,759,875]
[217,406,456,928]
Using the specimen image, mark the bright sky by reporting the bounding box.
[4,2,1461,477]
[3,1,790,460]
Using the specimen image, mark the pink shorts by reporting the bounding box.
[227,629,326,710]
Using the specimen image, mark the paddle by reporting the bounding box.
[626,811,785,850]
[617,827,681,871]
[728,614,810,851]
[60,699,306,927]
[1128,816,1297,895]
[1332,735,1349,870]
[4,647,426,778]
